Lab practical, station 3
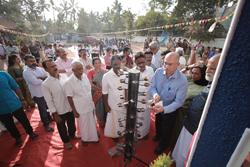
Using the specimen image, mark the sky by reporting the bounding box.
[46,0,151,21]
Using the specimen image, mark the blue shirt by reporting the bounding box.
[0,71,22,115]
[209,51,217,59]
[151,68,188,114]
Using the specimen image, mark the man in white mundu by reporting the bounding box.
[64,60,98,146]
[133,52,154,140]
[102,55,127,143]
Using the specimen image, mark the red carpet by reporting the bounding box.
[0,108,176,167]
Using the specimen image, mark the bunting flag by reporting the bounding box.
[2,11,234,36]
[0,27,50,38]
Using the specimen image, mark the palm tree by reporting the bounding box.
[111,0,124,30]
[49,0,55,27]
[69,0,79,22]
[57,0,70,21]
[38,0,50,21]
[22,0,42,23]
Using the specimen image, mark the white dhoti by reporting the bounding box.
[104,108,126,138]
[136,107,151,139]
[172,126,193,167]
[77,112,98,142]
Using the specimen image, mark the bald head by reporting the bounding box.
[206,53,221,81]
[165,52,180,63]
[164,52,180,78]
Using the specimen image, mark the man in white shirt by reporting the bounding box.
[23,55,54,132]
[94,43,100,57]
[79,49,93,75]
[0,41,7,71]
[5,41,19,55]
[55,48,74,77]
[102,55,127,142]
[41,59,80,150]
[149,41,162,68]
[133,52,154,140]
[64,60,98,146]
[90,43,96,58]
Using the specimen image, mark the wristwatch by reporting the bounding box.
[20,99,25,101]
[185,66,189,70]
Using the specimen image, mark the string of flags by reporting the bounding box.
[0,12,234,37]
[0,27,50,38]
[78,12,234,35]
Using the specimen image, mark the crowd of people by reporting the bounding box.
[0,36,221,167]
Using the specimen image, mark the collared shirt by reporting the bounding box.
[64,73,94,114]
[41,74,71,115]
[79,57,93,75]
[23,66,49,98]
[152,50,162,68]
[149,63,158,72]
[102,69,127,111]
[150,68,188,114]
[55,57,74,77]
[94,46,100,54]
[133,66,154,108]
[5,45,19,55]
[104,53,111,66]
[0,71,22,115]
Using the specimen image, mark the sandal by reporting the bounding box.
[29,133,38,141]
[45,125,54,132]
[15,137,23,147]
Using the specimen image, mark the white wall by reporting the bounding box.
[131,36,226,48]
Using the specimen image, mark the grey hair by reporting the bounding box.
[176,47,184,57]
[149,41,158,49]
[110,55,122,65]
[71,60,83,69]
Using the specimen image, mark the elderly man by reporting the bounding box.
[151,52,188,155]
[102,55,127,142]
[172,54,221,167]
[149,41,162,68]
[79,49,92,75]
[104,47,112,70]
[175,47,186,71]
[28,41,40,58]
[41,59,80,150]
[64,60,98,146]
[0,71,38,147]
[55,48,74,77]
[133,52,154,140]
[145,50,158,72]
[23,55,54,132]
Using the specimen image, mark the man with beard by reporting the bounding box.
[133,52,154,140]
[41,59,81,150]
[55,48,74,77]
[79,49,92,74]
[23,55,54,132]
[172,54,221,167]
[150,52,188,155]
[102,55,127,142]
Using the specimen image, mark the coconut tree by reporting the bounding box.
[38,0,50,21]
